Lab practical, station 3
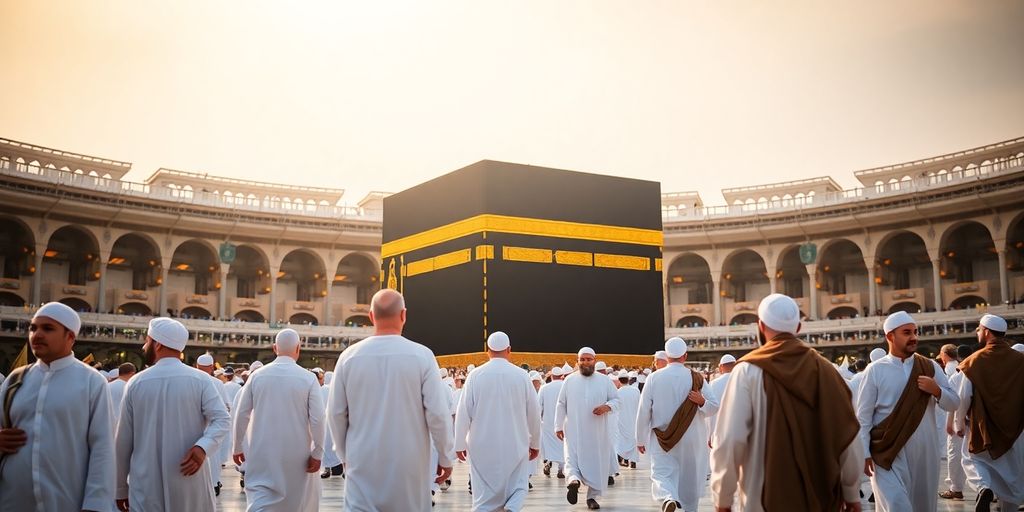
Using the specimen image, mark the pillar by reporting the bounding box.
[805,264,818,320]
[999,248,1007,303]
[769,275,778,295]
[97,264,108,314]
[268,265,279,325]
[323,279,333,327]
[931,258,942,312]
[31,245,45,306]
[711,271,722,326]
[157,266,169,317]
[864,258,877,316]
[218,263,230,320]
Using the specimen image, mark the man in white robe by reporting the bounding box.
[454,332,541,512]
[954,314,1024,511]
[615,371,641,468]
[704,354,735,445]
[107,362,136,416]
[196,352,230,494]
[0,302,115,512]
[653,351,668,370]
[556,347,620,509]
[233,328,325,512]
[220,366,243,483]
[638,337,719,512]
[940,346,968,501]
[711,294,863,512]
[115,317,230,512]
[320,371,343,479]
[539,365,566,478]
[857,311,959,512]
[327,289,453,512]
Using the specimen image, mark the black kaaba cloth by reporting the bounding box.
[381,160,664,356]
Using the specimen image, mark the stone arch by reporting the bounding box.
[234,309,265,322]
[344,314,371,327]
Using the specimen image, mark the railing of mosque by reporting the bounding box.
[661,154,1024,221]
[0,159,382,221]
[666,305,1024,351]
[0,306,373,350]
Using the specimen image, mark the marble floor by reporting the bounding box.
[213,456,989,511]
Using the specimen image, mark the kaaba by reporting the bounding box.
[381,160,664,356]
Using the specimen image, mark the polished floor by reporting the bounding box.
[214,455,988,511]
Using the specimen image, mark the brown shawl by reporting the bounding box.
[652,368,703,451]
[741,335,859,512]
[868,353,935,470]
[959,338,1024,459]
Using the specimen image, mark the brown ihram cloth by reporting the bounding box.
[959,338,1024,459]
[740,334,859,512]
[868,353,935,470]
[652,368,703,451]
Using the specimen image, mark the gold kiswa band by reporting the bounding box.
[381,214,663,258]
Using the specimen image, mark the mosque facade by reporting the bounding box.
[1,136,1022,368]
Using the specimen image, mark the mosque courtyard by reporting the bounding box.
[214,455,983,511]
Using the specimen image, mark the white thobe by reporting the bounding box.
[711,362,864,511]
[704,372,731,446]
[537,379,565,465]
[944,371,966,493]
[115,357,231,512]
[954,375,1024,506]
[219,380,242,467]
[615,384,641,463]
[454,358,541,512]
[855,355,958,512]
[107,378,127,418]
[321,384,342,468]
[328,335,454,512]
[202,373,230,480]
[233,356,325,512]
[555,371,620,499]
[637,363,719,511]
[429,381,455,492]
[0,355,115,512]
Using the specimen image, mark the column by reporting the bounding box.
[323,280,333,327]
[711,272,722,326]
[268,265,279,325]
[157,266,169,317]
[218,263,230,320]
[769,275,778,295]
[97,264,108,314]
[31,244,45,306]
[931,258,943,312]
[664,281,671,328]
[805,264,818,320]
[866,266,877,316]
[997,249,1009,304]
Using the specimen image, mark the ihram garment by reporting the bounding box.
[555,371,620,499]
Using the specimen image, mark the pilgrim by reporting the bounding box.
[637,337,719,512]
[538,365,567,478]
[107,362,136,416]
[114,317,230,512]
[0,302,114,512]
[615,370,641,469]
[555,347,620,509]
[710,294,863,511]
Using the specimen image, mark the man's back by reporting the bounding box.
[455,358,539,465]
[329,335,453,512]
[538,380,563,426]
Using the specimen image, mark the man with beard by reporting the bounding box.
[856,311,958,511]
[711,294,863,512]
[954,314,1024,511]
[115,317,230,512]
[0,302,114,512]
[556,347,620,510]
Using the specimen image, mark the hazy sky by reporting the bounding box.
[2,1,1022,206]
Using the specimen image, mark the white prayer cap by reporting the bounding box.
[643,368,652,375]
[595,361,607,371]
[665,337,687,358]
[654,350,668,361]
[107,369,119,379]
[1012,343,1024,353]
[637,374,647,384]
[147,317,188,351]
[487,331,511,351]
[979,314,1007,333]
[197,353,214,366]
[275,328,301,352]
[530,371,542,382]
[250,360,264,370]
[33,302,81,336]
[756,294,801,334]
[719,354,737,365]
[628,371,637,379]
[869,348,886,362]
[312,367,324,374]
[561,363,573,373]
[578,347,596,357]
[883,311,915,334]
[551,366,563,377]
[439,368,449,378]
[213,368,224,377]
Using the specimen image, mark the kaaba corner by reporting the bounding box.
[380,160,665,356]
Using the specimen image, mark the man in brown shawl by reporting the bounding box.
[710,293,863,511]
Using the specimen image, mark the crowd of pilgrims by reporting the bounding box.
[0,289,1021,512]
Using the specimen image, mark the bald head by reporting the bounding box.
[370,288,406,335]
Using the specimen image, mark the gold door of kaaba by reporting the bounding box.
[381,160,664,357]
